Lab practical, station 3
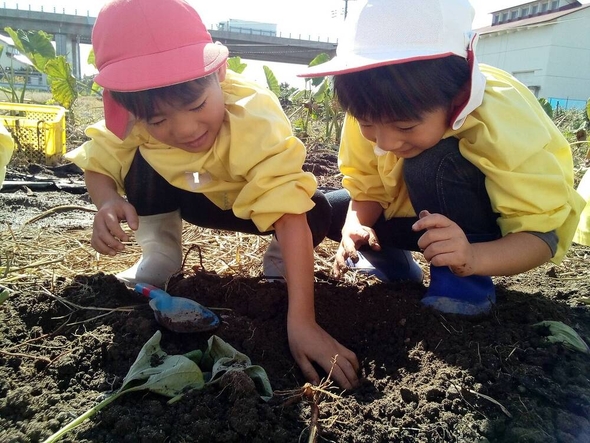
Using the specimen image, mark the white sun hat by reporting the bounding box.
[299,0,486,129]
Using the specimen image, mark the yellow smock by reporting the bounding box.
[66,71,317,232]
[0,123,15,190]
[339,64,585,264]
[573,169,590,246]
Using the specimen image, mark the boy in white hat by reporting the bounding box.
[66,0,359,389]
[302,0,584,315]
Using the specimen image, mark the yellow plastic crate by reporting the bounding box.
[0,102,66,165]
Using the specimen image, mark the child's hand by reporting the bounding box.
[412,210,476,276]
[333,223,381,278]
[287,316,360,390]
[91,197,139,256]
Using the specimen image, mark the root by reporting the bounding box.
[277,355,344,443]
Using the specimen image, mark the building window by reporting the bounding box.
[502,12,509,22]
[510,10,519,20]
[528,86,540,97]
[551,1,559,10]
[532,5,539,14]
[493,14,500,24]
[541,3,549,12]
[521,7,529,16]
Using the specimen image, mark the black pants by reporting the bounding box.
[324,137,502,250]
[124,150,332,247]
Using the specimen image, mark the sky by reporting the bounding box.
[3,0,589,87]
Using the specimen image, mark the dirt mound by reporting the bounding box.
[1,152,590,443]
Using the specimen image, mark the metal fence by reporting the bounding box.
[548,98,588,111]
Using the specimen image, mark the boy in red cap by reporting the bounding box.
[66,0,359,389]
[302,0,584,315]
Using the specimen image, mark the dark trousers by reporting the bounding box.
[325,137,502,250]
[123,150,331,247]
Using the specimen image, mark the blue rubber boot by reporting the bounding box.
[421,265,496,315]
[345,247,423,283]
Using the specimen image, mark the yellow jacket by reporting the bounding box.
[339,64,585,264]
[66,71,317,232]
[573,169,590,246]
[0,123,15,189]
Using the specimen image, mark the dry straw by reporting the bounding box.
[0,218,343,290]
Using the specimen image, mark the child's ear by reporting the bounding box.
[451,83,471,112]
[217,63,227,83]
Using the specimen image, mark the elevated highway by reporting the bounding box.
[0,7,336,78]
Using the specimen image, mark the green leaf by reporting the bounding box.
[43,331,204,443]
[44,56,78,109]
[534,321,590,354]
[5,27,55,71]
[204,335,272,401]
[263,65,280,97]
[87,48,96,69]
[308,53,331,87]
[120,330,204,395]
[227,56,247,74]
[0,287,9,305]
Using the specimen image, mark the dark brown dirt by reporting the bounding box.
[1,150,590,443]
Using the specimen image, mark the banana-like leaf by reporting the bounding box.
[307,53,331,87]
[44,56,78,109]
[5,28,55,71]
[263,65,280,97]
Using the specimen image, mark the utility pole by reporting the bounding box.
[343,0,356,19]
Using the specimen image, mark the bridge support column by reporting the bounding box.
[54,33,82,79]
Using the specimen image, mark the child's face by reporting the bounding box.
[357,108,450,159]
[140,70,226,153]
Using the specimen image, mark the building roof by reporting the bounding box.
[476,3,590,35]
[489,0,580,15]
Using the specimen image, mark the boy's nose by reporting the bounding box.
[375,136,404,152]
[171,116,200,139]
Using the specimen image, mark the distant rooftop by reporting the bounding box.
[476,1,590,34]
[488,0,581,26]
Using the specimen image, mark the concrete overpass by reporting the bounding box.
[0,6,336,78]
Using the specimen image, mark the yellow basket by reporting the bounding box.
[0,102,66,165]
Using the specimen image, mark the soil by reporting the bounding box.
[1,149,590,443]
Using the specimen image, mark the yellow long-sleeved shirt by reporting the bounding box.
[573,169,590,246]
[0,123,15,189]
[66,71,317,232]
[339,64,585,264]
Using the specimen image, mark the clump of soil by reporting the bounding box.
[1,152,590,443]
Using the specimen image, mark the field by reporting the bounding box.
[0,95,589,442]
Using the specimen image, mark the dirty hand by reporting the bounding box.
[288,318,360,390]
[91,197,139,256]
[333,223,381,278]
[412,210,476,276]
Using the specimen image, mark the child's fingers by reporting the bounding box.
[412,211,451,231]
[122,205,139,231]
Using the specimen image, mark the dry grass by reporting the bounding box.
[0,222,342,291]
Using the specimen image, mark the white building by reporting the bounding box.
[0,34,47,90]
[475,0,590,110]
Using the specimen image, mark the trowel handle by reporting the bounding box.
[134,283,168,300]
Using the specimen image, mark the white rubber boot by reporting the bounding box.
[116,209,183,288]
[262,236,285,282]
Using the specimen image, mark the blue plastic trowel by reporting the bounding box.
[135,283,220,333]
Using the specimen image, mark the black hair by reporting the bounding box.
[333,55,470,123]
[109,74,217,121]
